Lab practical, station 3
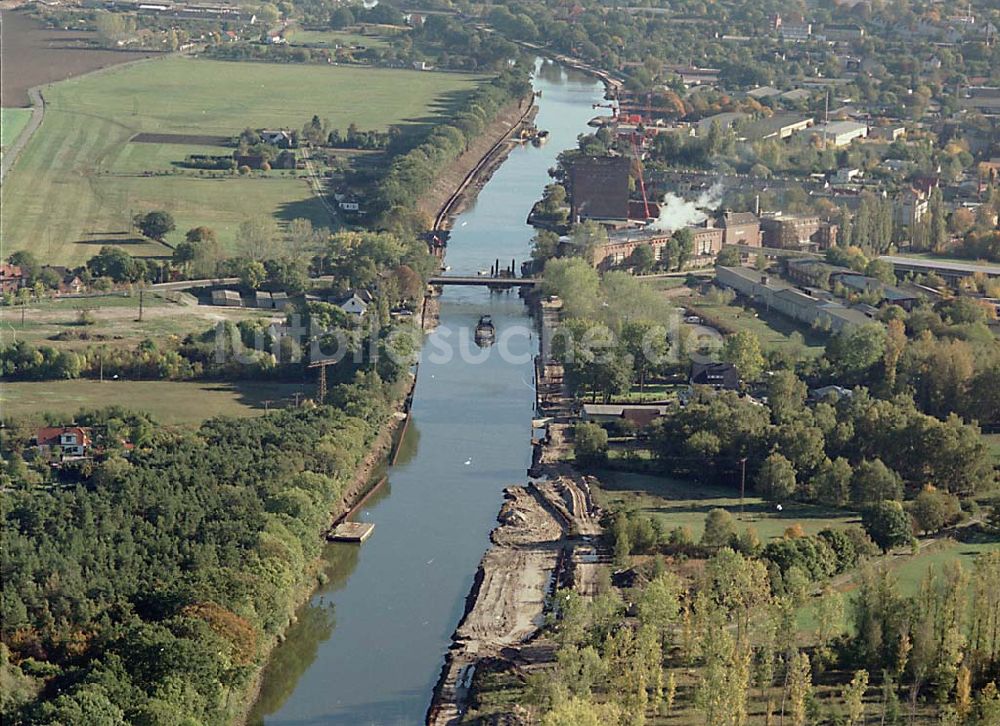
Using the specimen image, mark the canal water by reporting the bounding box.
[249,59,607,725]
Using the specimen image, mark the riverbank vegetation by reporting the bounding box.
[0,379,400,723]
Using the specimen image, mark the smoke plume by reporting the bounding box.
[649,182,723,232]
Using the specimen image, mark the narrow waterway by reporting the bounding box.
[249,59,607,726]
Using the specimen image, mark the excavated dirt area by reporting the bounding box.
[428,475,603,725]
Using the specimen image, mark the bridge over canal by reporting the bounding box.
[428,275,540,288]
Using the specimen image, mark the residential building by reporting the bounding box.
[893,189,929,230]
[34,426,92,458]
[271,292,291,310]
[690,361,740,390]
[334,289,373,317]
[810,385,853,401]
[832,167,861,184]
[254,291,274,309]
[1,263,25,294]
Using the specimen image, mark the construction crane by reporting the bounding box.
[630,132,652,220]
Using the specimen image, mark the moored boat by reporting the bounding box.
[475,315,496,346]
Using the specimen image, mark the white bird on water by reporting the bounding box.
[464,458,472,466]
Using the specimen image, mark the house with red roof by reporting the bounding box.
[1,263,25,294]
[34,426,92,459]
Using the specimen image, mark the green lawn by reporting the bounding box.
[985,433,1000,464]
[612,382,682,403]
[1,379,310,425]
[1,108,32,152]
[593,470,860,543]
[2,292,277,351]
[682,292,827,356]
[1,56,484,265]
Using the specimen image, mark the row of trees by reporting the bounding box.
[531,546,1000,725]
[371,66,533,230]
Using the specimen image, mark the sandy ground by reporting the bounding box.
[417,98,535,226]
[428,476,602,725]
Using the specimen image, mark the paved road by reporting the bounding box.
[0,86,44,185]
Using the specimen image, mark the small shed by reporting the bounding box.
[271,292,291,310]
[255,291,273,309]
[212,289,242,307]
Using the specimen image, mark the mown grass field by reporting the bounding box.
[1,379,309,425]
[681,290,827,356]
[593,470,860,543]
[1,108,32,152]
[1,56,484,265]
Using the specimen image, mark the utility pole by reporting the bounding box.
[138,289,144,322]
[739,457,747,521]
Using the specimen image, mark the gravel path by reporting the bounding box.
[0,86,43,184]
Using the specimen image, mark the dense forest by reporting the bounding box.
[0,375,398,723]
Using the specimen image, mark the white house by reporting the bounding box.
[35,427,91,458]
[335,289,373,317]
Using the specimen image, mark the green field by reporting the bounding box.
[1,292,278,351]
[593,470,860,543]
[1,56,484,265]
[985,433,1000,463]
[1,108,32,152]
[1,379,310,425]
[682,291,827,356]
